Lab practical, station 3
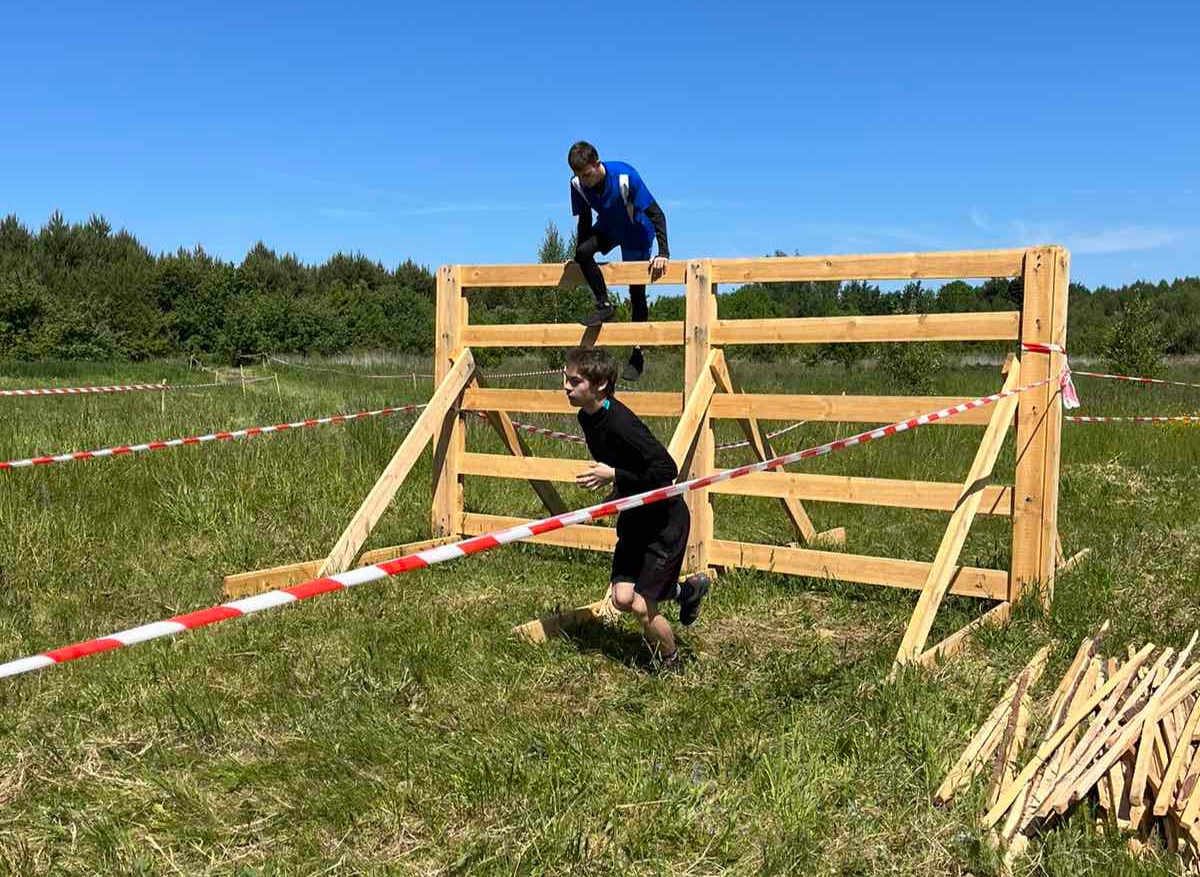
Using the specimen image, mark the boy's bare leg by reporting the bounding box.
[611,581,676,657]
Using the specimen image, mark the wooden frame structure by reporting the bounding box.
[225,247,1072,669]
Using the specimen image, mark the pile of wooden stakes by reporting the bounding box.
[935,622,1200,868]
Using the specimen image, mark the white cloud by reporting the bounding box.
[1064,225,1190,255]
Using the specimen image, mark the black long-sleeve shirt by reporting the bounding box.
[577,396,685,539]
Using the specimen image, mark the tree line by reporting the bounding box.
[1,212,1194,377]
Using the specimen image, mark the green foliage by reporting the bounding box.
[1,212,1198,367]
[877,283,946,393]
[1102,294,1167,377]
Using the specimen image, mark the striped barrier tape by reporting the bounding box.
[0,403,426,471]
[0,368,1064,680]
[1070,371,1200,392]
[0,382,167,398]
[1065,415,1200,424]
[268,354,559,382]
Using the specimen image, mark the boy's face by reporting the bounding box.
[573,160,604,188]
[562,366,606,409]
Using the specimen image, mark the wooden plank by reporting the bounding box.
[708,538,1007,600]
[933,644,1050,804]
[460,455,1014,517]
[320,348,475,576]
[1155,693,1200,815]
[894,361,1023,666]
[1011,245,1069,603]
[667,347,718,473]
[708,249,1027,283]
[463,388,682,417]
[710,472,1013,516]
[683,260,716,573]
[914,601,1012,668]
[461,512,617,551]
[463,321,684,348]
[459,259,687,288]
[463,389,1000,424]
[708,393,998,424]
[432,265,466,538]
[711,312,1020,345]
[981,643,1157,829]
[512,595,617,644]
[221,536,458,598]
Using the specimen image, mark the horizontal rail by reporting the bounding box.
[708,472,1013,515]
[710,312,1020,345]
[708,249,1027,283]
[462,388,683,417]
[708,539,1008,600]
[459,453,1013,516]
[456,249,1028,289]
[460,260,686,288]
[463,321,684,348]
[461,389,998,424]
[461,512,616,551]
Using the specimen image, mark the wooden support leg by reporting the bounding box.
[319,349,476,576]
[474,375,567,516]
[893,360,1023,668]
[709,352,844,546]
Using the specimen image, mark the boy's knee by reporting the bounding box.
[575,238,599,262]
[610,582,637,613]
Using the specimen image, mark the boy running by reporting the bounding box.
[562,346,709,667]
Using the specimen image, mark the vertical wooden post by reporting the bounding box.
[683,260,715,573]
[1010,246,1069,606]
[432,265,466,538]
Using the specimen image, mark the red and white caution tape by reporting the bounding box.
[1065,415,1200,424]
[1070,371,1200,392]
[1021,341,1067,356]
[1019,342,1080,409]
[0,403,426,471]
[0,369,1063,680]
[0,382,167,398]
[268,354,558,382]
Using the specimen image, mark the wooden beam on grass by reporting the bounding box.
[893,360,1024,668]
[222,536,458,598]
[512,593,618,644]
[319,348,476,576]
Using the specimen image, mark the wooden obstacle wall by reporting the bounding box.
[227,247,1071,670]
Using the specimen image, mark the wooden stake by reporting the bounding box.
[894,360,1023,666]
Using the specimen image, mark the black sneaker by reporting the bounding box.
[677,572,711,627]
[622,348,645,382]
[580,301,615,326]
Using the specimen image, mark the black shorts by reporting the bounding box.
[611,500,690,603]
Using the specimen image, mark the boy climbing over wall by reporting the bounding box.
[562,346,709,668]
[568,141,670,382]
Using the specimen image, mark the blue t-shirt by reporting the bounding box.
[570,160,656,250]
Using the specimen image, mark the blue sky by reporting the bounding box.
[2,0,1196,287]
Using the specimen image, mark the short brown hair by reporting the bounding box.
[568,141,599,171]
[565,346,617,397]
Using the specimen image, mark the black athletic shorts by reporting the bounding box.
[610,498,690,603]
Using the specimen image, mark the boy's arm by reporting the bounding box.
[612,416,679,497]
[643,201,669,258]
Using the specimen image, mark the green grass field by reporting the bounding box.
[2,353,1199,876]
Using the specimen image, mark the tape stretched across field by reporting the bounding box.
[0,377,274,398]
[0,403,427,470]
[0,369,1065,681]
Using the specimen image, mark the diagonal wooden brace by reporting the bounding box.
[319,349,476,576]
[893,359,1023,668]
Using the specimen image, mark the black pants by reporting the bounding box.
[575,233,648,322]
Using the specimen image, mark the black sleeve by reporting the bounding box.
[643,200,670,259]
[576,209,592,245]
[612,412,678,496]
